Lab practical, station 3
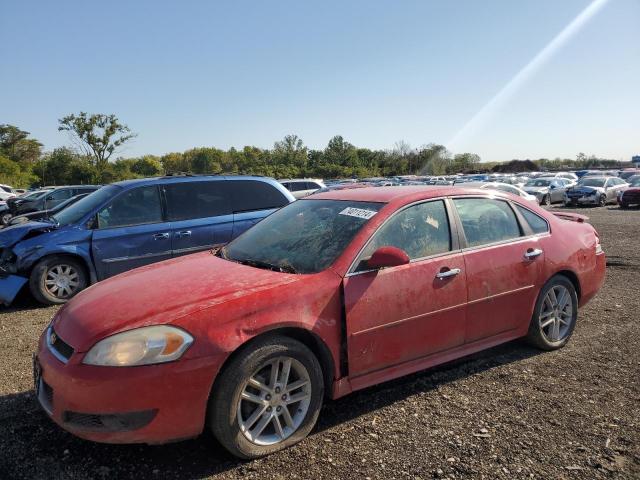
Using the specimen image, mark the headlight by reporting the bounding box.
[83,325,194,366]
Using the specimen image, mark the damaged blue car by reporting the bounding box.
[0,175,294,305]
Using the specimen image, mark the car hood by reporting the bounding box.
[53,252,305,352]
[0,220,58,248]
[523,186,548,194]
[567,186,604,194]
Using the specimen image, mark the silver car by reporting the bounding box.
[523,178,569,206]
[564,176,629,207]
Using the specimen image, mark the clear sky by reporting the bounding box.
[1,0,638,162]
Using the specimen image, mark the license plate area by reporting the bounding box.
[32,355,53,415]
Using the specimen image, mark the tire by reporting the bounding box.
[526,275,578,351]
[1,213,12,225]
[542,195,551,206]
[619,203,628,210]
[29,256,88,305]
[209,335,324,459]
[598,195,606,207]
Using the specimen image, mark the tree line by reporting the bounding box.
[0,114,630,188]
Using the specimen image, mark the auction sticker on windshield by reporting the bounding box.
[339,207,378,220]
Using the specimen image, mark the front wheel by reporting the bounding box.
[542,195,551,206]
[598,195,606,207]
[526,275,578,350]
[209,336,324,459]
[1,212,12,225]
[29,256,88,305]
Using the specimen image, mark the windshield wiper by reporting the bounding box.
[239,258,297,274]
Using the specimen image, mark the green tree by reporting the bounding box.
[58,113,136,173]
[131,155,163,177]
[0,124,42,164]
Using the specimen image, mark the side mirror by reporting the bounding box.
[550,185,556,190]
[367,246,410,269]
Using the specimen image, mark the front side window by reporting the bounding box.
[97,185,163,229]
[231,180,289,212]
[454,198,521,247]
[165,181,231,221]
[515,204,549,234]
[355,200,451,269]
[221,199,383,274]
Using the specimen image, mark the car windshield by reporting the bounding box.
[52,185,121,227]
[220,199,384,274]
[579,178,606,187]
[525,179,551,187]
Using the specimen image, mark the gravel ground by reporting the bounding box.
[1,205,638,479]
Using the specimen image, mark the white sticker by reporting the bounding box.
[339,207,378,220]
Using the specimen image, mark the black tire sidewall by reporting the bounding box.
[527,275,578,350]
[543,195,551,206]
[29,256,88,305]
[209,336,324,459]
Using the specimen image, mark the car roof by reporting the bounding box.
[310,185,488,203]
[111,175,273,188]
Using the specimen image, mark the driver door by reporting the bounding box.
[91,185,172,279]
[343,200,467,378]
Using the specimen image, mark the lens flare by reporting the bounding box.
[446,0,611,152]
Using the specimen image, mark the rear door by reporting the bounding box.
[91,185,172,279]
[44,189,74,210]
[452,197,544,343]
[229,180,291,238]
[344,199,467,377]
[163,180,234,257]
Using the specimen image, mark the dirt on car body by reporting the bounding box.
[1,205,638,479]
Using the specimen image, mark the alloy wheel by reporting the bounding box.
[237,356,311,446]
[44,264,81,299]
[538,285,573,342]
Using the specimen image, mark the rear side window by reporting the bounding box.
[454,198,521,247]
[231,180,289,212]
[97,185,163,228]
[515,205,549,234]
[48,189,73,201]
[164,181,231,221]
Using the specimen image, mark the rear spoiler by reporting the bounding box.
[551,212,589,223]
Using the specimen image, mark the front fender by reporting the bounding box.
[12,228,97,283]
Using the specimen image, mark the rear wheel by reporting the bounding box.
[526,275,578,350]
[29,256,88,305]
[209,336,324,459]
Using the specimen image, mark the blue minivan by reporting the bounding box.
[0,175,295,305]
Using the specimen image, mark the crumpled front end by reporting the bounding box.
[0,247,27,305]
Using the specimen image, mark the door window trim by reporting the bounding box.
[346,197,461,276]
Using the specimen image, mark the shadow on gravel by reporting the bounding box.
[0,340,541,479]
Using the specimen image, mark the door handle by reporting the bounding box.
[153,233,170,240]
[175,230,192,238]
[524,248,543,260]
[435,268,461,280]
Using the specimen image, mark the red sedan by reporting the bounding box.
[34,186,606,458]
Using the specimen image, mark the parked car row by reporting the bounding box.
[0,176,294,305]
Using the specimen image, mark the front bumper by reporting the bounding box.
[0,274,27,305]
[564,195,598,205]
[34,328,221,444]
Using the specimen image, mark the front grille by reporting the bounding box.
[48,327,74,362]
[622,192,640,202]
[63,410,158,432]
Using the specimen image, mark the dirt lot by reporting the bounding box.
[1,205,638,479]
